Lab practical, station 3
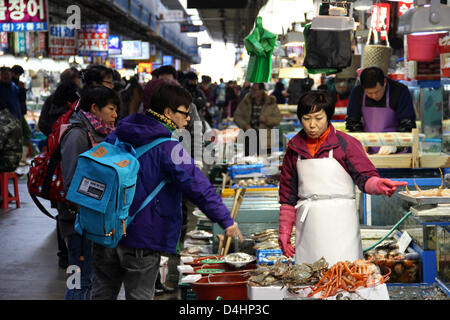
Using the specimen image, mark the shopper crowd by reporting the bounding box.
[0,59,417,300]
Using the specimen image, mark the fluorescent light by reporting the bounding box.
[310,16,355,31]
[354,0,372,12]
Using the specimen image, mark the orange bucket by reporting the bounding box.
[407,34,439,62]
[190,273,250,300]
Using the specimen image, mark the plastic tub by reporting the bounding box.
[190,273,250,300]
[420,138,442,155]
[407,34,439,62]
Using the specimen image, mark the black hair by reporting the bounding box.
[253,83,266,91]
[297,90,335,123]
[148,83,192,115]
[60,67,81,83]
[53,80,80,108]
[274,82,284,91]
[184,71,198,81]
[81,64,114,86]
[79,85,121,112]
[11,65,24,76]
[157,65,177,79]
[0,66,11,72]
[360,67,385,89]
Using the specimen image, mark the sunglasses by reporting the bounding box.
[175,109,190,117]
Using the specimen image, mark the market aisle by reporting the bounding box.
[0,177,185,300]
[0,177,66,299]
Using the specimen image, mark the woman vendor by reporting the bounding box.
[278,91,407,265]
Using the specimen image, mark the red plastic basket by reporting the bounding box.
[407,34,440,62]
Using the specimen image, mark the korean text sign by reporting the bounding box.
[0,0,48,32]
[78,23,109,56]
[49,24,77,57]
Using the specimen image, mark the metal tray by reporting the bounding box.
[398,191,450,205]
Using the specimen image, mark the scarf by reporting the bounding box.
[146,108,177,131]
[81,110,115,136]
[306,125,331,157]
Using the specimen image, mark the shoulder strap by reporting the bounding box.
[135,137,178,158]
[127,137,178,222]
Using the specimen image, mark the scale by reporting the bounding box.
[398,191,450,221]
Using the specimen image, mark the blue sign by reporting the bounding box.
[115,57,123,70]
[50,25,76,38]
[108,35,121,55]
[0,22,48,32]
[163,56,173,66]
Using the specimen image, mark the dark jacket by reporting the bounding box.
[105,113,234,254]
[38,95,71,137]
[346,78,416,132]
[279,124,379,206]
[0,81,22,119]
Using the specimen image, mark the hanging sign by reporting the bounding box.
[14,30,25,52]
[371,3,390,43]
[0,0,48,32]
[0,31,7,49]
[108,35,121,56]
[398,2,413,17]
[138,62,153,73]
[163,55,173,65]
[49,24,77,57]
[180,24,205,33]
[78,23,109,56]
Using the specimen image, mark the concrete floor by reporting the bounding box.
[0,175,184,300]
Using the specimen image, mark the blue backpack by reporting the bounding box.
[66,137,176,249]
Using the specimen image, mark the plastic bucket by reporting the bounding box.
[407,34,439,62]
[190,273,250,300]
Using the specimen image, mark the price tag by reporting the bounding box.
[398,231,412,253]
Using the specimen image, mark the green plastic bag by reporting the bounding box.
[244,17,277,83]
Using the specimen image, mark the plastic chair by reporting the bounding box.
[0,172,20,209]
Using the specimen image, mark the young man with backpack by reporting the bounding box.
[90,82,243,300]
[58,85,119,299]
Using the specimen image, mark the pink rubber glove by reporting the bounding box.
[365,176,408,197]
[278,204,296,258]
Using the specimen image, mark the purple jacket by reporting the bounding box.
[279,124,379,206]
[105,113,234,253]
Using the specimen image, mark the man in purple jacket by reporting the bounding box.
[91,82,242,300]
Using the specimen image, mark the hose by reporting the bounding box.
[362,211,412,253]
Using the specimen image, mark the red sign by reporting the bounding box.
[371,3,390,42]
[0,0,48,32]
[398,1,413,17]
[77,24,109,56]
[138,62,153,74]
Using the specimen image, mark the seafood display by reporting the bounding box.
[224,252,256,267]
[364,241,420,283]
[251,228,295,251]
[403,168,450,198]
[247,257,329,293]
[307,260,390,299]
[186,230,213,239]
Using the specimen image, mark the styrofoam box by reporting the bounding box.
[247,283,390,300]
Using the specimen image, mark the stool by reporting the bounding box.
[0,172,20,209]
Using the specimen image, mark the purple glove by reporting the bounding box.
[365,177,408,197]
[278,204,296,258]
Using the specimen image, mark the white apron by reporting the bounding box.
[294,149,363,265]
